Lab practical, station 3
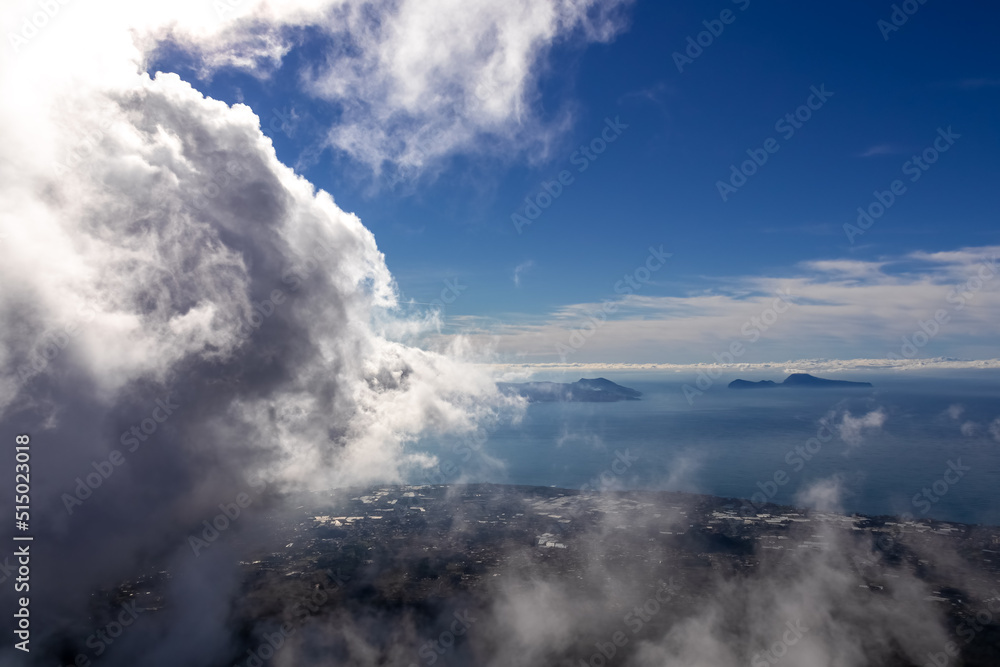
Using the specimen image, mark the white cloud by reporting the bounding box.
[0,4,531,650]
[827,408,887,448]
[133,0,633,178]
[662,451,703,493]
[990,418,1000,442]
[960,421,980,437]
[858,144,903,157]
[476,358,1000,379]
[795,475,845,512]
[3,0,631,182]
[0,0,576,490]
[439,246,1000,363]
[799,259,887,279]
[954,78,1000,89]
[945,404,965,420]
[1,61,522,486]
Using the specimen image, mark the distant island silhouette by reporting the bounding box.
[728,373,873,389]
[498,377,642,402]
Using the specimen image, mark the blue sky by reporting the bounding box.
[149,0,1000,363]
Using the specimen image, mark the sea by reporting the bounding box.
[416,370,1000,526]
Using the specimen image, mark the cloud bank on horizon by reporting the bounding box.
[452,247,1000,365]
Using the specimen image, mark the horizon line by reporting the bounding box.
[478,357,1000,375]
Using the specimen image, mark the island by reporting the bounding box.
[497,377,642,402]
[728,372,873,389]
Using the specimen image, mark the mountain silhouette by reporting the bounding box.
[728,373,872,389]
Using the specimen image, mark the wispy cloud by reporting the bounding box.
[513,260,535,287]
[617,81,672,114]
[159,0,634,180]
[960,421,980,437]
[436,245,1000,363]
[0,7,531,660]
[952,78,1000,90]
[858,144,903,157]
[799,259,888,279]
[835,408,887,448]
[795,476,845,513]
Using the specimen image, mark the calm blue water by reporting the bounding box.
[417,370,1000,525]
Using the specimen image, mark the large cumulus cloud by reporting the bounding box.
[0,1,583,661]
